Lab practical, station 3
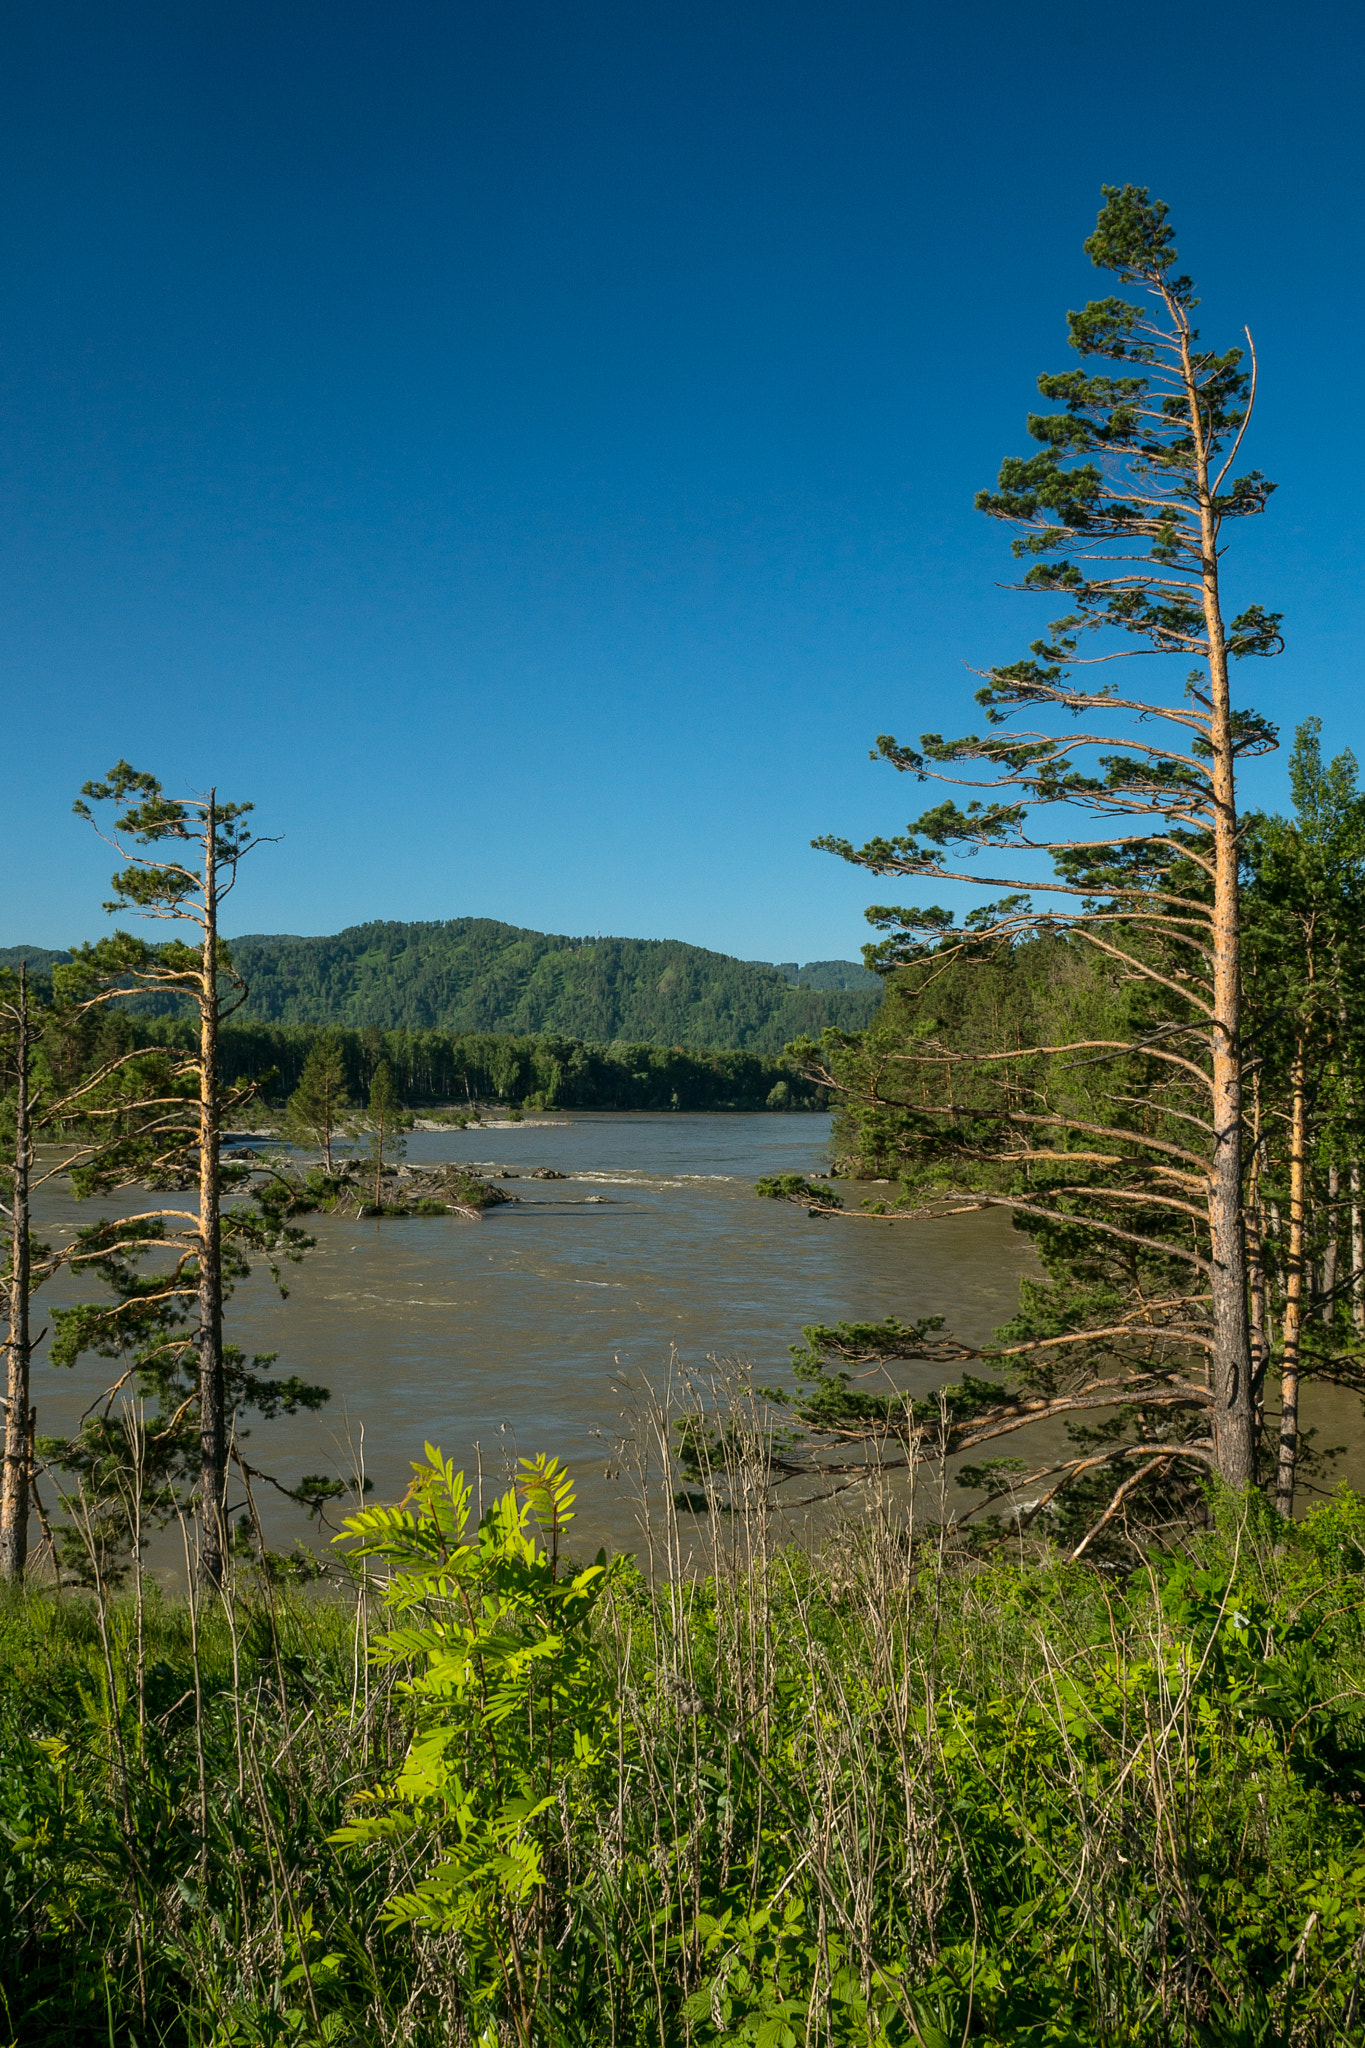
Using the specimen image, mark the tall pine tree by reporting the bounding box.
[787,188,1282,1514]
[66,765,310,1585]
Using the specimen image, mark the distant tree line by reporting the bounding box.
[125,1017,830,1113]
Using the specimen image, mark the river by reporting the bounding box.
[31,1111,1039,1562]
[28,1110,1364,1565]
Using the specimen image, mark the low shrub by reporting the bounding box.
[1,1466,1362,2044]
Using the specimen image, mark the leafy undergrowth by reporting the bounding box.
[1,1471,1363,2045]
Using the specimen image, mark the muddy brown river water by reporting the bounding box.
[28,1111,1365,1565]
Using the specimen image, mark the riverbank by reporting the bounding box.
[3,1476,1362,2045]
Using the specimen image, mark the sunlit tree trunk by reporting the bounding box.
[1276,1039,1308,1517]
[806,190,1281,1524]
[1352,1156,1364,1336]
[1246,1077,1270,1439]
[1321,1160,1340,1324]
[197,795,227,1588]
[0,967,33,1583]
[1190,327,1256,1490]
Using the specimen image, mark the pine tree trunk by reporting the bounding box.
[197,795,227,1588]
[1246,1082,1269,1433]
[1352,1157,1364,1336]
[1322,1161,1340,1323]
[0,968,33,1583]
[1275,1041,1308,1518]
[1198,454,1256,1490]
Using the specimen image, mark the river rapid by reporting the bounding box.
[30,1110,1365,1564]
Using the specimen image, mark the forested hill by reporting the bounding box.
[216,920,881,1051]
[0,945,71,970]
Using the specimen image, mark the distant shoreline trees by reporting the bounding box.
[119,1017,833,1115]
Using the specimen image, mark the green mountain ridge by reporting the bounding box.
[225,920,881,1049]
[2,922,881,1051]
[0,945,72,969]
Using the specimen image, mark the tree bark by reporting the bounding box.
[1192,348,1256,1491]
[197,795,227,1588]
[1246,1079,1269,1435]
[1352,1156,1364,1336]
[1275,1039,1308,1518]
[1321,1161,1340,1324]
[0,967,33,1583]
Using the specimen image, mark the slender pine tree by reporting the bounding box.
[356,1060,412,1209]
[801,187,1283,1502]
[67,764,295,1585]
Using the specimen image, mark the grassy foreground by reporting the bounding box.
[1,1462,1364,2047]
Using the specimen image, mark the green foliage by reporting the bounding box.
[0,1584,399,2045]
[331,1448,623,2040]
[283,1032,352,1165]
[38,1181,327,1581]
[777,715,1365,1542]
[3,1475,1365,2044]
[797,185,1286,1509]
[0,946,70,972]
[767,928,1244,1547]
[193,918,881,1050]
[73,760,262,921]
[779,959,882,993]
[1244,721,1365,1053]
[354,1057,411,1184]
[424,1167,508,1213]
[753,1172,843,1212]
[10,949,838,1118]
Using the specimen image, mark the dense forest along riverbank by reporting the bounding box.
[31,1112,1037,1561]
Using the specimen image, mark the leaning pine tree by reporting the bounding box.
[768,188,1282,1520]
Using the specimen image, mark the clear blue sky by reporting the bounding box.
[2,0,1361,961]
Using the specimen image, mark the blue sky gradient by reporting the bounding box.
[3,0,1361,960]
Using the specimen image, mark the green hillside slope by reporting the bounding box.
[0,946,72,970]
[225,919,880,1050]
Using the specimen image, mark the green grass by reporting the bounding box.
[2,1473,1364,2045]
